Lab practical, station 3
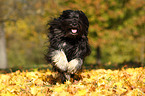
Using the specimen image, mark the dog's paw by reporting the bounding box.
[67,58,83,74]
[64,73,71,81]
[51,50,68,71]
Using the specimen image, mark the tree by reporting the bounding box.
[0,0,47,69]
[61,0,145,66]
[0,0,7,69]
[0,23,7,69]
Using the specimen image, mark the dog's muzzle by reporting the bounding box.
[70,22,79,34]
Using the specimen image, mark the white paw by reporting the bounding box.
[51,50,68,71]
[67,58,83,74]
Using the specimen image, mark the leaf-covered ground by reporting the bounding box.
[0,67,145,96]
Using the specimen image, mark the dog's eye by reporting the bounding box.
[71,23,78,27]
[73,18,78,21]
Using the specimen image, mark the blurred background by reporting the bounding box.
[0,0,144,69]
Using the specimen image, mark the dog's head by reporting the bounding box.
[58,10,89,38]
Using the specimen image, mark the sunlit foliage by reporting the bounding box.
[2,0,145,67]
[62,0,145,65]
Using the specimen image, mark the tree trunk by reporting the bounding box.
[141,37,144,66]
[96,46,101,66]
[0,23,7,69]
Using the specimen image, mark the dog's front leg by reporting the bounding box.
[51,50,68,71]
[67,58,83,74]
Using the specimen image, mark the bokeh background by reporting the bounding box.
[0,0,144,69]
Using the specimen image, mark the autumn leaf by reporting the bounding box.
[0,68,145,95]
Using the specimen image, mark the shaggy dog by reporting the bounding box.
[45,10,91,83]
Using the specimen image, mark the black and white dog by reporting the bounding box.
[45,10,91,83]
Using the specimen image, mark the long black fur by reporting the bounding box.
[45,10,91,83]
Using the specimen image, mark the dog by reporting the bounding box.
[45,10,91,83]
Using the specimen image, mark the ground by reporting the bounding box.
[0,66,145,96]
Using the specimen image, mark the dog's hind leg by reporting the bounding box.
[59,72,70,83]
[64,73,71,81]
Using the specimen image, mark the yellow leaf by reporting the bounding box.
[54,86,64,92]
[4,91,15,96]
[78,89,87,95]
[31,87,38,95]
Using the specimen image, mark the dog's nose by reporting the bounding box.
[71,23,78,27]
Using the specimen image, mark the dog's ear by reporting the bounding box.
[77,10,89,28]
